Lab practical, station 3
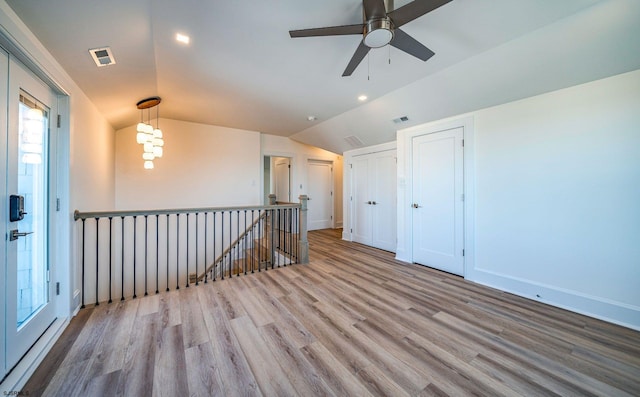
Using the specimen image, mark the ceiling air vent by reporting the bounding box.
[89,47,116,67]
[392,116,409,124]
[344,135,364,148]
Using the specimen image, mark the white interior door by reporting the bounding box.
[350,150,397,252]
[307,160,333,230]
[4,57,57,369]
[274,157,291,202]
[351,156,371,245]
[371,151,397,252]
[412,127,464,275]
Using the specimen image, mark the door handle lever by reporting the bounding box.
[412,203,422,209]
[10,229,33,241]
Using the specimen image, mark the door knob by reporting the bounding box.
[367,201,372,205]
[371,201,377,205]
[10,229,33,241]
[412,203,421,208]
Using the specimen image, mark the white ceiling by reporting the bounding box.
[6,0,640,153]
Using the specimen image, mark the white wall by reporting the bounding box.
[116,118,261,210]
[261,134,343,227]
[69,95,115,211]
[398,69,640,329]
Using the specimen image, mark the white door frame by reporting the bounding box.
[396,116,475,278]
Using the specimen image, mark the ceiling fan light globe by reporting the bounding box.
[364,19,393,48]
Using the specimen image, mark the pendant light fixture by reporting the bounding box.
[136,96,164,170]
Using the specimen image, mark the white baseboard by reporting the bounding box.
[468,268,640,331]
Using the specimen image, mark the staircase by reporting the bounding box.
[203,201,300,280]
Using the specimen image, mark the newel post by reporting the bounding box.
[298,195,309,264]
[268,194,277,264]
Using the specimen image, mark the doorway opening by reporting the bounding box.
[263,156,292,204]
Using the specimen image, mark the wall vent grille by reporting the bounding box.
[392,115,409,124]
[344,135,364,148]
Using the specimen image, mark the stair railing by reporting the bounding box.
[73,196,308,308]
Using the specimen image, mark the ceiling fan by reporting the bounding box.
[289,0,452,76]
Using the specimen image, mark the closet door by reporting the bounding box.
[371,151,397,252]
[411,127,464,275]
[350,149,396,252]
[352,156,372,246]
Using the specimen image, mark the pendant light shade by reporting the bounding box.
[153,146,163,158]
[136,131,147,144]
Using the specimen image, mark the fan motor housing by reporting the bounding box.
[364,18,393,48]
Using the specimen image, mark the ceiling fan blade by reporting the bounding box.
[343,41,371,77]
[388,0,452,27]
[289,24,364,38]
[363,0,387,20]
[390,28,435,61]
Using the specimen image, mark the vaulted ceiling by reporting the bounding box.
[6,0,640,153]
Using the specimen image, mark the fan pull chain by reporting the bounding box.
[367,53,370,81]
[389,44,391,65]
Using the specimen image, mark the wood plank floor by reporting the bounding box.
[25,229,640,396]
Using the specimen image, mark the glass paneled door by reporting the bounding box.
[5,57,57,370]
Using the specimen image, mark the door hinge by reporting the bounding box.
[57,114,61,128]
[350,164,352,169]
[56,282,60,296]
[350,228,353,233]
[56,198,61,211]
[461,194,465,202]
[462,139,465,147]
[331,191,333,196]
[462,249,465,257]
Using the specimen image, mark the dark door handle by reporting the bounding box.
[10,229,34,241]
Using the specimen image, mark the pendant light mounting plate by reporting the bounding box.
[136,96,161,109]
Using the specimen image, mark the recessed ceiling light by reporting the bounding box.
[358,95,368,102]
[307,116,317,121]
[176,33,190,45]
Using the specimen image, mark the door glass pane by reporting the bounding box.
[17,92,49,328]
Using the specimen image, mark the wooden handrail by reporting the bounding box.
[74,203,300,221]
